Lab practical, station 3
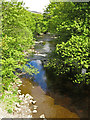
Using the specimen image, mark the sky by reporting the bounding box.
[6,0,50,13]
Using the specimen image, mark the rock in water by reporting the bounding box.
[33,105,38,110]
[25,94,30,98]
[27,115,32,118]
[32,110,37,113]
[18,90,21,94]
[40,114,45,118]
[29,100,33,103]
[19,94,24,99]
[32,101,36,105]
[29,96,33,100]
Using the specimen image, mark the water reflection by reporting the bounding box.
[43,42,50,52]
[22,34,88,118]
[27,60,47,92]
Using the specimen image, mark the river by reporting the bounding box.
[19,34,88,118]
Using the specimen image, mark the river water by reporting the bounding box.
[19,34,88,118]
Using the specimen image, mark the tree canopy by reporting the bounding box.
[1,1,41,90]
[44,2,89,85]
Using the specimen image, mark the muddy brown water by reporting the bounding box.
[19,77,79,118]
[19,34,88,118]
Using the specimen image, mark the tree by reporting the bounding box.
[32,13,48,35]
[1,1,38,90]
[44,2,89,85]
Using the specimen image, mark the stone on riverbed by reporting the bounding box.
[19,94,24,99]
[40,114,45,118]
[32,100,36,105]
[18,90,21,94]
[33,105,38,110]
[32,110,37,113]
[25,94,33,100]
[15,103,21,108]
[24,100,28,104]
[29,99,33,104]
[27,115,32,118]
[29,96,33,100]
[25,94,30,98]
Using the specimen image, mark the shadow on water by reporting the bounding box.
[19,34,89,118]
[44,68,89,118]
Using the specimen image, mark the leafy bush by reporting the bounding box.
[55,35,89,84]
[32,13,48,35]
[1,1,38,90]
[44,2,89,85]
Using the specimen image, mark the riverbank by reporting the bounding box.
[0,78,36,119]
[0,34,88,119]
[0,39,46,119]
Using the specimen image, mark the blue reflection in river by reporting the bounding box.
[26,60,47,91]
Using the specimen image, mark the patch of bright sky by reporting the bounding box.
[6,0,50,13]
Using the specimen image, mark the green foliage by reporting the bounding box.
[32,13,48,35]
[44,2,89,85]
[0,83,20,113]
[1,1,39,90]
[8,109,13,113]
[2,1,35,42]
[1,0,48,113]
[55,35,89,84]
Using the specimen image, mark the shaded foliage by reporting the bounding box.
[44,2,89,85]
[32,13,48,35]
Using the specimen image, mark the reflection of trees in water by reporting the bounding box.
[45,68,88,118]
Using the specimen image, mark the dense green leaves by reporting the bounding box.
[1,0,89,91]
[32,13,48,35]
[44,2,89,85]
[55,35,89,84]
[1,1,40,90]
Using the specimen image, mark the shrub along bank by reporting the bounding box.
[44,2,89,87]
[0,1,47,113]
